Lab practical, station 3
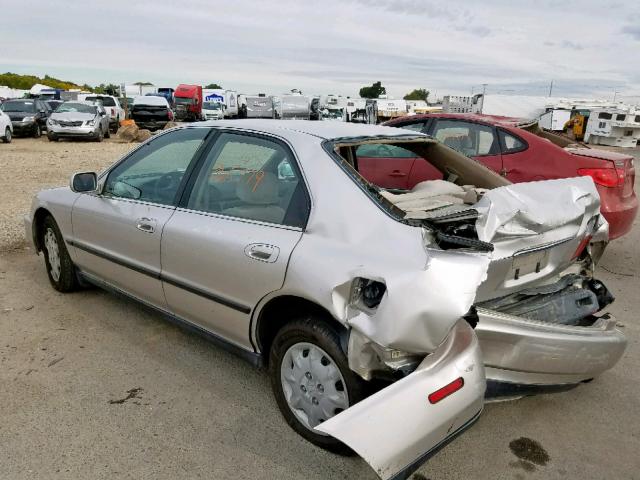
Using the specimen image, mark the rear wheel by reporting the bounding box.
[41,216,78,292]
[104,124,111,138]
[269,317,367,454]
[2,127,11,143]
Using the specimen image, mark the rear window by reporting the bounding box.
[85,96,116,106]
[598,112,613,120]
[1,100,36,112]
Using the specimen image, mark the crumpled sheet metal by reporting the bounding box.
[474,177,600,245]
[345,250,490,354]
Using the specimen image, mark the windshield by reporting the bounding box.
[321,109,344,120]
[85,96,116,106]
[56,103,97,114]
[203,102,222,110]
[1,100,37,112]
[175,97,195,105]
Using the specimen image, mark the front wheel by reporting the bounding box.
[94,128,104,142]
[104,124,111,138]
[269,317,367,454]
[33,124,42,138]
[41,216,78,292]
[2,127,11,143]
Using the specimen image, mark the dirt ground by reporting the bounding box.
[1,138,639,479]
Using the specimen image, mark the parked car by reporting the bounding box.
[383,113,638,239]
[84,95,125,133]
[25,121,624,480]
[46,101,110,142]
[0,98,50,137]
[0,108,13,143]
[130,96,173,131]
[174,84,203,121]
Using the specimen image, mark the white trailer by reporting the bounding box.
[585,108,640,148]
[277,94,310,120]
[202,89,239,118]
[122,84,157,97]
[538,109,572,131]
[245,95,275,119]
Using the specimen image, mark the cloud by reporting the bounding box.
[0,0,638,100]
[621,25,640,40]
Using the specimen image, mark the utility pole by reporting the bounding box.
[613,89,619,102]
[482,83,487,95]
[548,79,553,97]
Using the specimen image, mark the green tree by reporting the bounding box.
[205,83,222,89]
[94,83,119,95]
[403,88,430,102]
[359,81,386,99]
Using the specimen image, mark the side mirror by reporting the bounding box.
[71,172,97,192]
[100,111,106,116]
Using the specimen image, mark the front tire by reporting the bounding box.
[33,124,42,138]
[95,128,104,142]
[104,124,111,138]
[41,216,78,292]
[269,317,367,454]
[2,127,11,143]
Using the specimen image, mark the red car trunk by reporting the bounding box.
[381,113,638,239]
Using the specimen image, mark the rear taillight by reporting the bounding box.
[110,108,115,115]
[428,377,464,404]
[577,168,622,187]
[168,110,174,120]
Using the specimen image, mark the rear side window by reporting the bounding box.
[356,143,416,158]
[186,133,309,228]
[394,122,426,133]
[431,120,499,157]
[498,130,527,154]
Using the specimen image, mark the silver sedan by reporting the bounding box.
[46,101,110,142]
[24,120,625,479]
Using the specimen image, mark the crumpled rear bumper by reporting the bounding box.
[476,308,627,386]
[317,320,485,480]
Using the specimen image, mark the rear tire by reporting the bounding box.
[41,216,78,293]
[2,127,11,143]
[104,125,111,138]
[269,317,367,454]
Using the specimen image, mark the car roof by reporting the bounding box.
[198,119,425,140]
[388,113,525,127]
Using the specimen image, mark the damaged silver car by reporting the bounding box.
[24,120,625,479]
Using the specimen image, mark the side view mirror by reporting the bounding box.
[100,111,106,116]
[70,172,97,192]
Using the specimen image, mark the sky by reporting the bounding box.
[2,0,639,101]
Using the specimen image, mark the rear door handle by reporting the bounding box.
[389,170,407,177]
[244,243,280,263]
[136,217,157,233]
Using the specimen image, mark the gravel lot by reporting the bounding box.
[1,138,639,479]
[0,137,135,251]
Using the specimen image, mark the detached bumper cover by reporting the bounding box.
[317,320,485,480]
[476,308,626,385]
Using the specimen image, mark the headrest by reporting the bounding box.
[236,171,279,205]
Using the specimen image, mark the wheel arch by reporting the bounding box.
[254,295,349,364]
[32,207,53,252]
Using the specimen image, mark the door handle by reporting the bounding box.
[136,217,157,233]
[389,170,407,177]
[244,243,280,263]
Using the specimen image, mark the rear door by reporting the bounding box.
[496,128,536,183]
[70,128,210,309]
[160,131,310,349]
[428,119,503,175]
[355,143,418,190]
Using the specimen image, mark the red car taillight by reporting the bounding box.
[168,110,174,120]
[577,168,622,187]
[110,108,115,115]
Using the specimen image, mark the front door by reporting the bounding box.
[70,127,210,309]
[160,131,310,349]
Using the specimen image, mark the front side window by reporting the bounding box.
[432,120,498,157]
[187,133,308,227]
[395,122,425,133]
[104,128,209,205]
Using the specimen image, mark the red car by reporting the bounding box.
[371,113,637,239]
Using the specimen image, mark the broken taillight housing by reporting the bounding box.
[428,377,464,404]
[572,235,592,260]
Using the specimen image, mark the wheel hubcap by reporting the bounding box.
[280,342,349,433]
[44,228,61,281]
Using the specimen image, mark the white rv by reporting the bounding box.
[585,108,640,148]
